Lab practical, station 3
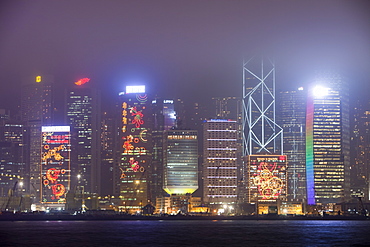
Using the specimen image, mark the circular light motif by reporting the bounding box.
[253,162,283,200]
[136,94,148,102]
[140,130,148,142]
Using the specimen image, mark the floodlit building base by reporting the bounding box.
[257,201,303,215]
[155,194,202,215]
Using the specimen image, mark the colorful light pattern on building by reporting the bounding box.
[248,155,287,202]
[305,92,315,205]
[41,126,70,204]
[118,85,150,211]
[74,78,90,86]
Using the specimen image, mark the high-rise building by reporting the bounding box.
[151,98,177,203]
[0,112,27,197]
[242,58,284,205]
[163,130,198,195]
[351,99,370,201]
[278,88,306,202]
[66,78,101,195]
[100,111,116,196]
[306,72,350,205]
[21,75,54,203]
[203,119,238,209]
[40,126,71,208]
[242,59,283,156]
[115,85,152,213]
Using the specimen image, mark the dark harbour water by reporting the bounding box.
[1,220,370,247]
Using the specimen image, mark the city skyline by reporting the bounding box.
[1,0,370,112]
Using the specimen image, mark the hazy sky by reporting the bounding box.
[1,0,369,111]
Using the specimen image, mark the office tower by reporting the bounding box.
[278,88,306,202]
[174,98,186,129]
[116,85,152,213]
[306,72,350,205]
[0,111,27,198]
[21,75,54,203]
[242,58,285,204]
[211,97,243,203]
[66,78,101,195]
[242,58,283,155]
[40,126,71,206]
[163,130,198,195]
[351,99,370,201]
[151,98,177,203]
[203,119,238,210]
[100,111,116,196]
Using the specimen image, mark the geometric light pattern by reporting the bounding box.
[242,57,283,155]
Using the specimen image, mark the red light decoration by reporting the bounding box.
[130,107,144,128]
[74,78,90,86]
[46,168,60,184]
[51,184,66,199]
[123,135,134,154]
[254,162,283,200]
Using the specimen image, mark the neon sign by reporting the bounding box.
[36,76,42,82]
[41,126,70,203]
[130,107,144,128]
[120,91,149,180]
[74,78,90,86]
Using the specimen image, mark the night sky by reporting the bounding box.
[1,0,369,112]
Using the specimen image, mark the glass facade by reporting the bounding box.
[278,89,306,202]
[163,130,198,195]
[21,75,54,203]
[306,73,350,204]
[66,85,101,195]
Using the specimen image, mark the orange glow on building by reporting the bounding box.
[74,78,90,86]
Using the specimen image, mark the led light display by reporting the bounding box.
[305,93,315,205]
[74,78,90,86]
[126,85,145,94]
[118,87,150,210]
[41,126,70,203]
[248,155,287,202]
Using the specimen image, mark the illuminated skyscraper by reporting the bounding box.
[278,88,306,202]
[203,119,238,209]
[163,130,198,195]
[151,98,177,203]
[100,111,116,196]
[242,58,285,204]
[242,58,283,155]
[0,112,27,198]
[66,78,101,195]
[21,75,54,202]
[116,85,152,212]
[40,126,71,207]
[352,99,370,201]
[306,72,350,205]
